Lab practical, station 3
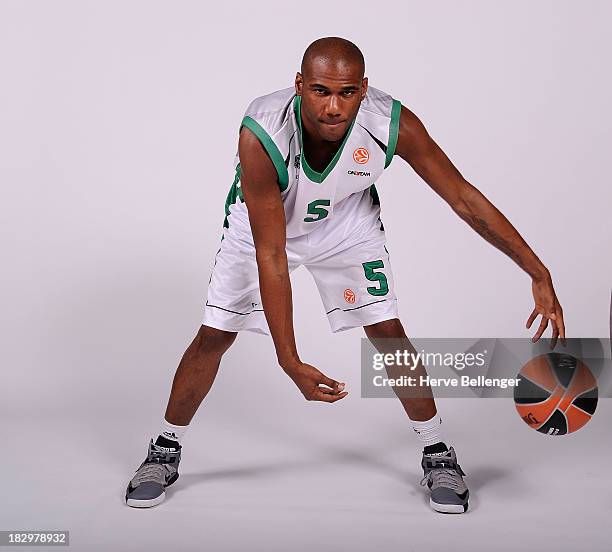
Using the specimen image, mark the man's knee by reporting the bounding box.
[190,324,237,356]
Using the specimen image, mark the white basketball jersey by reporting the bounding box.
[223,86,401,239]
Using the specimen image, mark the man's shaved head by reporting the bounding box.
[301,37,365,79]
[296,37,367,142]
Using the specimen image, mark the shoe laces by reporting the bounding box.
[420,456,467,490]
[132,443,179,485]
[133,462,166,485]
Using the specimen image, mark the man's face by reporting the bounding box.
[295,59,367,142]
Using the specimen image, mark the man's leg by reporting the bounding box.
[302,200,469,512]
[363,318,436,421]
[163,324,237,426]
[125,324,237,508]
[364,318,470,513]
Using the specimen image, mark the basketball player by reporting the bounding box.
[125,37,566,514]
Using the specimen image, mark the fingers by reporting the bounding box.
[528,307,566,347]
[317,385,343,395]
[319,375,346,395]
[556,308,566,346]
[528,310,567,347]
[312,374,347,402]
[550,324,559,350]
[528,278,567,345]
[312,390,349,403]
[532,314,549,342]
[526,308,538,329]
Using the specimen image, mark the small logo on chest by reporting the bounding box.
[347,170,371,177]
[294,154,301,180]
[353,147,369,164]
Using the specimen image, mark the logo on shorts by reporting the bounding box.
[344,288,356,304]
[353,147,369,164]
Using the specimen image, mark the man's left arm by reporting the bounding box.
[394,104,566,347]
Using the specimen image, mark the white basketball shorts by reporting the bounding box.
[202,192,400,335]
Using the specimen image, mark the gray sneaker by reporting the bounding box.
[125,439,181,508]
[420,446,469,513]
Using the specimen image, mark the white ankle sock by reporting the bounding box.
[410,412,444,447]
[157,418,189,444]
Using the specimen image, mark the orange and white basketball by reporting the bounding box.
[514,353,598,435]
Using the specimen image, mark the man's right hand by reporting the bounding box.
[283,361,348,403]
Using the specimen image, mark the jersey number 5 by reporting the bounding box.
[362,260,389,296]
[304,199,331,222]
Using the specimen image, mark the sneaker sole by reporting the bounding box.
[430,499,468,514]
[126,491,166,508]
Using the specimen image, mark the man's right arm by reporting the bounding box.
[238,126,299,370]
[238,127,347,403]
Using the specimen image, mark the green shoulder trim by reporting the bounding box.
[240,116,289,191]
[384,99,402,169]
[223,164,243,229]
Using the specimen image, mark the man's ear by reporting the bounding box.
[361,76,368,101]
[295,72,303,96]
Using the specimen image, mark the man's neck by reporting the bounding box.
[300,118,348,173]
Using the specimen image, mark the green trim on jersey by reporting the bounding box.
[369,183,380,206]
[293,95,356,184]
[369,184,384,231]
[223,164,243,229]
[240,116,289,191]
[384,99,401,168]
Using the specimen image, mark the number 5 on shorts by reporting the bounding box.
[362,260,389,296]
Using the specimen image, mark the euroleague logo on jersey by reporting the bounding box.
[344,288,356,304]
[352,147,369,164]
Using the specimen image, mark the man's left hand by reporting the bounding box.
[526,274,566,349]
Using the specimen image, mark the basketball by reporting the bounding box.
[513,352,598,435]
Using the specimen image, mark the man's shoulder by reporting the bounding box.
[356,86,401,154]
[243,87,295,127]
[238,87,296,183]
[359,86,397,121]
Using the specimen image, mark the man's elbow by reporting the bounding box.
[452,181,480,219]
